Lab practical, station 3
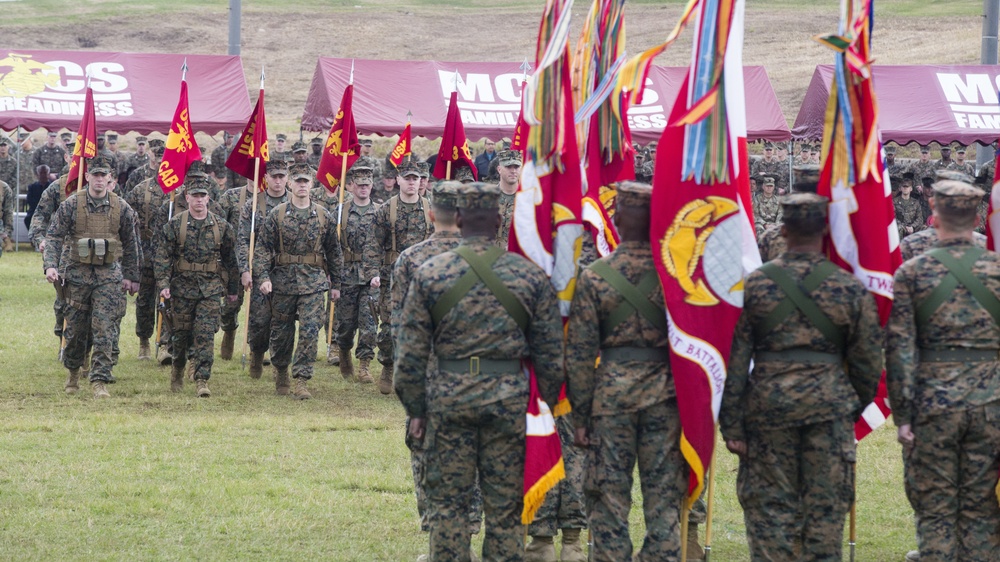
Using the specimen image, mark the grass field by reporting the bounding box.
[0,247,916,560]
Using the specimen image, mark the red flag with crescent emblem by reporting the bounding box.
[389,121,412,167]
[317,84,360,192]
[66,86,97,194]
[159,79,203,194]
[226,88,268,192]
[433,91,477,181]
[511,81,530,152]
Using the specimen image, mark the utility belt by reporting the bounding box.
[919,348,1000,363]
[175,258,219,273]
[276,252,325,267]
[72,237,121,265]
[600,347,670,363]
[438,357,522,375]
[343,249,362,263]
[754,348,842,364]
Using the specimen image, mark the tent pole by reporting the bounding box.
[977,0,999,173]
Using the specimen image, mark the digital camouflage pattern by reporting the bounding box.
[237,191,289,351]
[215,185,256,332]
[153,211,239,380]
[527,415,586,537]
[389,231,462,339]
[253,202,344,379]
[335,199,379,358]
[0,153,17,189]
[0,182,12,254]
[756,223,786,262]
[363,195,432,365]
[394,236,564,561]
[44,191,140,382]
[565,241,680,561]
[894,196,926,238]
[33,144,65,175]
[124,162,156,194]
[887,237,1000,561]
[123,177,170,340]
[310,185,349,214]
[899,228,986,261]
[720,251,882,562]
[496,191,515,249]
[752,193,782,237]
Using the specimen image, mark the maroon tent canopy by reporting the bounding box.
[793,64,1000,146]
[0,49,251,135]
[301,58,790,143]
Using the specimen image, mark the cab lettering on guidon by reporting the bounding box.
[937,72,1000,131]
[0,53,134,117]
[439,71,666,132]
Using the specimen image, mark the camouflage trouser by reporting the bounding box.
[220,286,244,333]
[585,399,687,562]
[737,418,855,562]
[529,414,587,536]
[62,281,126,383]
[169,295,221,381]
[247,285,272,353]
[335,284,377,360]
[905,404,1000,562]
[407,416,483,534]
[53,291,65,338]
[135,266,156,339]
[376,284,393,365]
[269,291,324,380]
[688,489,707,525]
[424,397,526,562]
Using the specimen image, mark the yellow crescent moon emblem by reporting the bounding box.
[661,196,739,306]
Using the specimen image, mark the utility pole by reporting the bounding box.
[228,0,241,56]
[977,0,998,171]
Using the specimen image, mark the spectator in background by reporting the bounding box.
[474,139,497,179]
[24,165,49,231]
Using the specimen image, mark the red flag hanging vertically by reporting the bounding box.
[158,78,203,194]
[652,0,760,505]
[389,121,413,167]
[226,88,269,192]
[66,86,97,194]
[987,147,1000,250]
[433,90,477,180]
[511,81,531,152]
[814,0,902,441]
[317,84,360,192]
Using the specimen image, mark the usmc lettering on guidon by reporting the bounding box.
[0,53,134,117]
[937,72,1000,131]
[437,70,666,131]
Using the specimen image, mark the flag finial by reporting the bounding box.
[349,60,355,85]
[520,57,532,80]
[181,58,188,81]
[452,69,459,92]
[406,109,412,121]
[260,66,265,90]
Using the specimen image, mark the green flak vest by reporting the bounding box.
[430,245,529,334]
[916,247,1000,331]
[384,195,431,265]
[587,261,667,336]
[174,210,222,273]
[758,261,846,351]
[274,202,327,267]
[72,191,122,265]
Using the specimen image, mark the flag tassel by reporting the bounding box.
[240,159,261,371]
[521,457,565,525]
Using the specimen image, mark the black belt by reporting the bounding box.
[438,358,521,375]
[600,347,670,363]
[755,349,842,364]
[919,348,1000,363]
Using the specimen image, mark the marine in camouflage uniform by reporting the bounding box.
[884,145,908,179]
[124,139,164,194]
[29,176,78,339]
[253,162,344,399]
[494,149,521,249]
[17,136,37,189]
[908,147,937,187]
[33,134,66,179]
[307,136,324,169]
[887,179,1000,562]
[43,156,141,398]
[211,133,246,190]
[153,180,239,397]
[363,160,432,393]
[373,158,399,206]
[752,176,782,237]
[333,163,379,381]
[239,160,290,377]
[0,179,12,254]
[389,182,481,539]
[271,134,290,163]
[565,183,679,562]
[933,145,955,172]
[394,182,564,562]
[720,193,882,562]
[122,140,169,359]
[894,181,926,239]
[0,139,18,190]
[947,146,975,178]
[122,136,151,186]
[900,227,986,261]
[215,173,263,360]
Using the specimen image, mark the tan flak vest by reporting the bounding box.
[71,191,122,265]
[274,202,327,267]
[173,210,222,273]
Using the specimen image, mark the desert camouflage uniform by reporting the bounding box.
[336,198,379,360]
[44,191,140,382]
[363,195,432,365]
[566,241,679,561]
[900,228,986,261]
[29,177,74,336]
[752,193,782,237]
[154,210,239,380]
[496,190,515,249]
[395,235,564,562]
[720,251,882,562]
[216,185,257,334]
[253,202,343,380]
[887,237,1000,561]
[239,191,289,353]
[894,196,926,238]
[123,177,170,341]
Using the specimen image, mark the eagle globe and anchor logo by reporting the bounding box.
[0,53,60,98]
[662,196,744,308]
[0,52,134,116]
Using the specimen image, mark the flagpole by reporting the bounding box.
[704,428,719,562]
[327,67,353,349]
[241,162,260,370]
[849,463,857,562]
[680,501,690,562]
[446,160,452,181]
